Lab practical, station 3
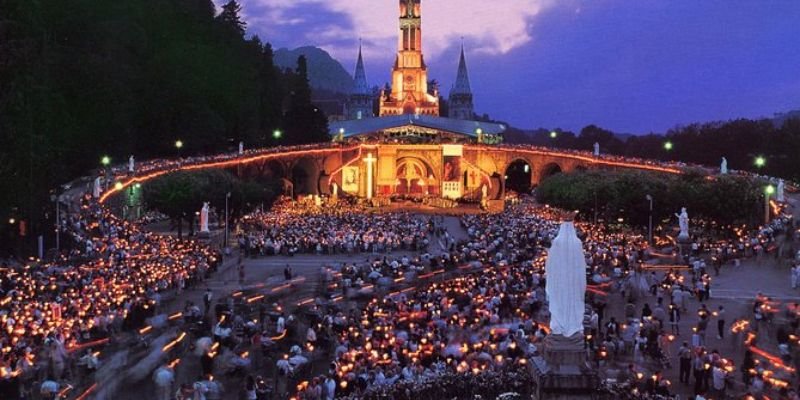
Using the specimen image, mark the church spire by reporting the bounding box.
[452,43,472,95]
[352,40,369,96]
[448,42,475,120]
[347,40,373,120]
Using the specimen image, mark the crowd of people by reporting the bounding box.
[237,199,431,257]
[0,194,221,399]
[2,134,798,400]
[277,196,798,400]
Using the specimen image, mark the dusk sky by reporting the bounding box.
[225,0,800,134]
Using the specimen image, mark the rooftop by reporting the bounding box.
[329,114,506,139]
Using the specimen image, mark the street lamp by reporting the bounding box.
[273,130,283,139]
[549,131,558,139]
[175,140,184,149]
[8,218,15,225]
[51,194,61,252]
[764,184,775,225]
[646,194,653,245]
[754,156,766,168]
[663,141,673,151]
[101,156,111,190]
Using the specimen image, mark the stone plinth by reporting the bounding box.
[531,333,599,400]
[542,333,586,367]
[676,234,692,260]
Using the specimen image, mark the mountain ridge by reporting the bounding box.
[274,46,354,95]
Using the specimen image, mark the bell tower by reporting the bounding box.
[379,0,439,116]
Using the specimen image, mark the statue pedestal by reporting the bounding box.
[676,234,692,260]
[198,230,211,239]
[531,333,599,400]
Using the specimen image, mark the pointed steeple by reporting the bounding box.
[448,41,474,120]
[347,40,374,120]
[452,43,472,95]
[352,41,370,96]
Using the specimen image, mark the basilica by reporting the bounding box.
[329,0,506,202]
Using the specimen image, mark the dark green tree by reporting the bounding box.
[259,43,283,146]
[142,170,280,237]
[536,170,766,229]
[283,55,329,144]
[216,0,246,37]
[141,171,201,238]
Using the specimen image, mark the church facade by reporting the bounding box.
[335,0,503,202]
[378,0,440,116]
[346,0,477,120]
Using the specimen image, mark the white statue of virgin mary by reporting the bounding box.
[545,221,587,338]
[200,202,210,233]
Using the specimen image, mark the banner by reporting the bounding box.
[441,145,463,199]
[443,156,461,183]
[342,166,359,193]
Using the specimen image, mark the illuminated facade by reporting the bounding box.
[379,0,440,116]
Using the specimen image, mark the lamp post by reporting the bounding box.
[764,185,775,225]
[273,130,282,140]
[50,194,61,252]
[101,156,111,190]
[663,141,673,151]
[646,194,653,245]
[754,156,766,169]
[224,192,231,253]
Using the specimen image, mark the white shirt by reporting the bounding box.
[324,378,336,400]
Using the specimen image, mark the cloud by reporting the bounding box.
[227,0,557,61]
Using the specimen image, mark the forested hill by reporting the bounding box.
[275,46,354,94]
[0,0,328,255]
[501,120,800,183]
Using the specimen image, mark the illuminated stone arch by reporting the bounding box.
[538,162,564,183]
[504,158,534,194]
[395,156,437,195]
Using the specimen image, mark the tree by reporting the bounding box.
[142,170,281,237]
[536,170,766,230]
[577,125,624,154]
[216,0,246,37]
[0,0,316,256]
[258,42,283,145]
[283,55,329,144]
[141,171,201,238]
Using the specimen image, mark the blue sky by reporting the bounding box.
[226,0,800,133]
